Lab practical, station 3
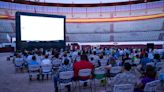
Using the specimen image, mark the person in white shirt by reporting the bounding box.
[41,55,51,65]
[26,52,33,63]
[90,51,99,61]
[109,62,137,87]
[61,52,72,65]
[98,54,108,67]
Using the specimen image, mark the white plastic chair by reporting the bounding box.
[156,62,164,71]
[75,56,81,62]
[52,59,61,71]
[115,60,122,66]
[94,68,107,91]
[14,58,24,71]
[113,84,134,92]
[110,66,121,77]
[41,64,52,79]
[28,64,40,80]
[99,59,108,66]
[90,59,98,67]
[146,62,155,66]
[59,71,74,92]
[144,80,160,92]
[78,69,92,92]
[133,59,140,65]
[125,60,132,65]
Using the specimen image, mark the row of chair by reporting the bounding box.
[57,69,162,92]
[58,69,104,92]
[28,64,53,80]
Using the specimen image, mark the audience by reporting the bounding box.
[54,59,73,92]
[14,53,24,64]
[98,54,109,67]
[28,55,39,66]
[61,52,72,65]
[14,53,24,71]
[141,53,151,70]
[109,62,137,87]
[122,53,130,65]
[109,57,117,67]
[12,47,164,92]
[136,65,157,91]
[52,53,61,67]
[41,55,51,65]
[73,54,94,80]
[28,55,40,80]
[26,52,33,62]
[74,52,81,62]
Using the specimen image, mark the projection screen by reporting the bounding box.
[20,15,64,41]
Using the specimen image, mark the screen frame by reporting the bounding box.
[16,12,66,42]
[16,12,66,51]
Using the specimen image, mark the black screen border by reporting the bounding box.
[16,12,66,51]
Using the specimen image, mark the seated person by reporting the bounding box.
[54,59,73,92]
[28,55,39,66]
[26,52,33,63]
[73,54,94,80]
[74,52,81,62]
[89,57,98,67]
[28,55,40,80]
[98,54,108,67]
[141,53,151,70]
[122,53,131,65]
[41,55,51,65]
[105,57,117,76]
[61,52,72,65]
[109,62,137,87]
[136,65,156,91]
[109,57,117,67]
[14,53,24,65]
[133,55,141,65]
[14,53,24,71]
[40,55,52,79]
[52,53,62,67]
[153,53,161,63]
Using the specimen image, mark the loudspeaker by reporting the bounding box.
[147,43,154,50]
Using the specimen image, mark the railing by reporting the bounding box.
[0,1,163,17]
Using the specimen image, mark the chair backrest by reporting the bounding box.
[161,59,164,62]
[14,58,24,67]
[52,59,61,67]
[75,56,81,62]
[146,62,155,66]
[110,66,121,74]
[28,64,40,71]
[94,68,106,75]
[90,59,98,67]
[125,60,132,65]
[133,59,140,65]
[144,80,160,92]
[94,68,106,79]
[156,62,164,70]
[79,69,92,77]
[113,84,134,92]
[59,71,74,79]
[99,59,108,66]
[115,60,122,66]
[41,64,52,72]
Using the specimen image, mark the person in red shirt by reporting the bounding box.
[73,54,94,80]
